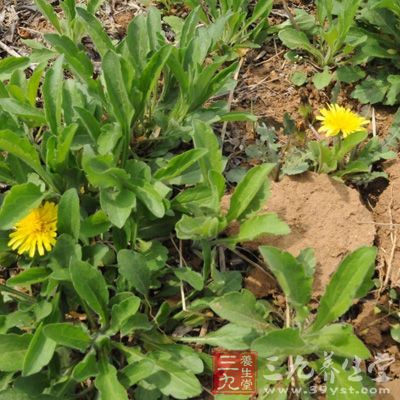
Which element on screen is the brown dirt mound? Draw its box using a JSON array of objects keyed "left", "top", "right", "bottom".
[
  {"left": 225, "top": 172, "right": 376, "bottom": 294},
  {"left": 374, "top": 160, "right": 400, "bottom": 287}
]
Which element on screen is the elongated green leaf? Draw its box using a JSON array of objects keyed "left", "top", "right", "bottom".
[
  {"left": 0, "top": 183, "right": 44, "bottom": 230},
  {"left": 95, "top": 362, "right": 128, "bottom": 400},
  {"left": 310, "top": 247, "right": 377, "bottom": 331},
  {"left": 76, "top": 7, "right": 114, "bottom": 57},
  {"left": 0, "top": 334, "right": 32, "bottom": 372},
  {"left": 43, "top": 56, "right": 64, "bottom": 135},
  {"left": 304, "top": 323, "right": 370, "bottom": 359},
  {"left": 74, "top": 106, "right": 101, "bottom": 141},
  {"left": 43, "top": 323, "right": 91, "bottom": 351},
  {"left": 23, "top": 324, "right": 56, "bottom": 376},
  {"left": 87, "top": 0, "right": 105, "bottom": 13},
  {"left": 35, "top": 0, "right": 62, "bottom": 33},
  {"left": 174, "top": 267, "right": 204, "bottom": 290},
  {"left": 44, "top": 34, "right": 94, "bottom": 82},
  {"left": 58, "top": 188, "right": 80, "bottom": 240},
  {"left": 0, "top": 57, "right": 30, "bottom": 78},
  {"left": 259, "top": 246, "right": 312, "bottom": 311},
  {"left": 56, "top": 124, "right": 78, "bottom": 167},
  {"left": 70, "top": 260, "right": 109, "bottom": 324},
  {"left": 0, "top": 130, "right": 45, "bottom": 178},
  {"left": 136, "top": 45, "right": 172, "bottom": 117},
  {"left": 154, "top": 149, "right": 207, "bottom": 181},
  {"left": 179, "top": 323, "right": 258, "bottom": 350},
  {"left": 102, "top": 51, "right": 133, "bottom": 134},
  {"left": 228, "top": 213, "right": 290, "bottom": 244},
  {"left": 226, "top": 164, "right": 274, "bottom": 222},
  {"left": 192, "top": 120, "right": 223, "bottom": 179},
  {"left": 0, "top": 99, "right": 45, "bottom": 124},
  {"left": 210, "top": 290, "right": 269, "bottom": 330},
  {"left": 7, "top": 267, "right": 51, "bottom": 287},
  {"left": 117, "top": 250, "right": 150, "bottom": 296},
  {"left": 251, "top": 328, "right": 308, "bottom": 357}
]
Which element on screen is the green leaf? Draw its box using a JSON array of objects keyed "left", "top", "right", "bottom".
[
  {"left": 23, "top": 324, "right": 56, "bottom": 376},
  {"left": 58, "top": 188, "right": 80, "bottom": 240},
  {"left": 226, "top": 164, "right": 274, "bottom": 222},
  {"left": 95, "top": 362, "right": 128, "bottom": 400},
  {"left": 0, "top": 99, "right": 46, "bottom": 124},
  {"left": 43, "top": 323, "right": 91, "bottom": 351},
  {"left": 174, "top": 268, "right": 204, "bottom": 291},
  {"left": 351, "top": 79, "right": 388, "bottom": 104},
  {"left": 100, "top": 188, "right": 136, "bottom": 229},
  {"left": 136, "top": 45, "right": 172, "bottom": 117},
  {"left": 326, "top": 361, "right": 371, "bottom": 400},
  {"left": 0, "top": 334, "right": 32, "bottom": 372},
  {"left": 227, "top": 213, "right": 290, "bottom": 244},
  {"left": 0, "top": 183, "right": 44, "bottom": 230},
  {"left": 310, "top": 247, "right": 377, "bottom": 331},
  {"left": 44, "top": 34, "right": 94, "bottom": 83},
  {"left": 117, "top": 250, "right": 150, "bottom": 296},
  {"left": 110, "top": 295, "right": 141, "bottom": 333},
  {"left": 70, "top": 260, "right": 109, "bottom": 324},
  {"left": 210, "top": 290, "right": 269, "bottom": 330},
  {"left": 154, "top": 149, "right": 208, "bottom": 181},
  {"left": 312, "top": 67, "right": 333, "bottom": 90},
  {"left": 386, "top": 75, "right": 400, "bottom": 105},
  {"left": 80, "top": 210, "right": 111, "bottom": 239},
  {"left": 336, "top": 66, "right": 366, "bottom": 83},
  {"left": 132, "top": 181, "right": 165, "bottom": 218},
  {"left": 35, "top": 0, "right": 62, "bottom": 33},
  {"left": 175, "top": 215, "right": 220, "bottom": 240},
  {"left": 279, "top": 28, "right": 323, "bottom": 62},
  {"left": 259, "top": 246, "right": 312, "bottom": 311},
  {"left": 291, "top": 71, "right": 308, "bottom": 86},
  {"left": 0, "top": 57, "right": 30, "bottom": 78},
  {"left": 178, "top": 323, "right": 258, "bottom": 350},
  {"left": 147, "top": 354, "right": 202, "bottom": 399},
  {"left": 0, "top": 130, "right": 47, "bottom": 179},
  {"left": 102, "top": 51, "right": 133, "bottom": 134},
  {"left": 192, "top": 120, "right": 224, "bottom": 179},
  {"left": 304, "top": 323, "right": 370, "bottom": 359},
  {"left": 43, "top": 56, "right": 64, "bottom": 135},
  {"left": 391, "top": 325, "right": 400, "bottom": 343},
  {"left": 251, "top": 328, "right": 308, "bottom": 357},
  {"left": 7, "top": 268, "right": 51, "bottom": 287},
  {"left": 335, "top": 130, "right": 368, "bottom": 161},
  {"left": 72, "top": 351, "right": 99, "bottom": 381},
  {"left": 121, "top": 359, "right": 156, "bottom": 387},
  {"left": 76, "top": 7, "right": 115, "bottom": 57}
]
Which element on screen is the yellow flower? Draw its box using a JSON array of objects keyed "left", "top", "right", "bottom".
[
  {"left": 8, "top": 202, "right": 58, "bottom": 258},
  {"left": 316, "top": 104, "right": 369, "bottom": 138}
]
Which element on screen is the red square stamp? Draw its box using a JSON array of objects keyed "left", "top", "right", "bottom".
[{"left": 212, "top": 350, "right": 257, "bottom": 395}]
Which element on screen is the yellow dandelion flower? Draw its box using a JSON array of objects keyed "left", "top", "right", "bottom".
[
  {"left": 316, "top": 104, "right": 369, "bottom": 138},
  {"left": 8, "top": 202, "right": 58, "bottom": 258}
]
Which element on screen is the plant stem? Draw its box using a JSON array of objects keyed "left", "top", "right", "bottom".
[{"left": 0, "top": 284, "right": 36, "bottom": 303}]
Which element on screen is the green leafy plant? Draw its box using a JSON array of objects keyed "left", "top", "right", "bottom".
[
  {"left": 179, "top": 246, "right": 378, "bottom": 397},
  {"left": 278, "top": 0, "right": 363, "bottom": 89},
  {"left": 0, "top": 2, "right": 292, "bottom": 398},
  {"left": 349, "top": 0, "right": 400, "bottom": 105},
  {"left": 182, "top": 0, "right": 273, "bottom": 58}
]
